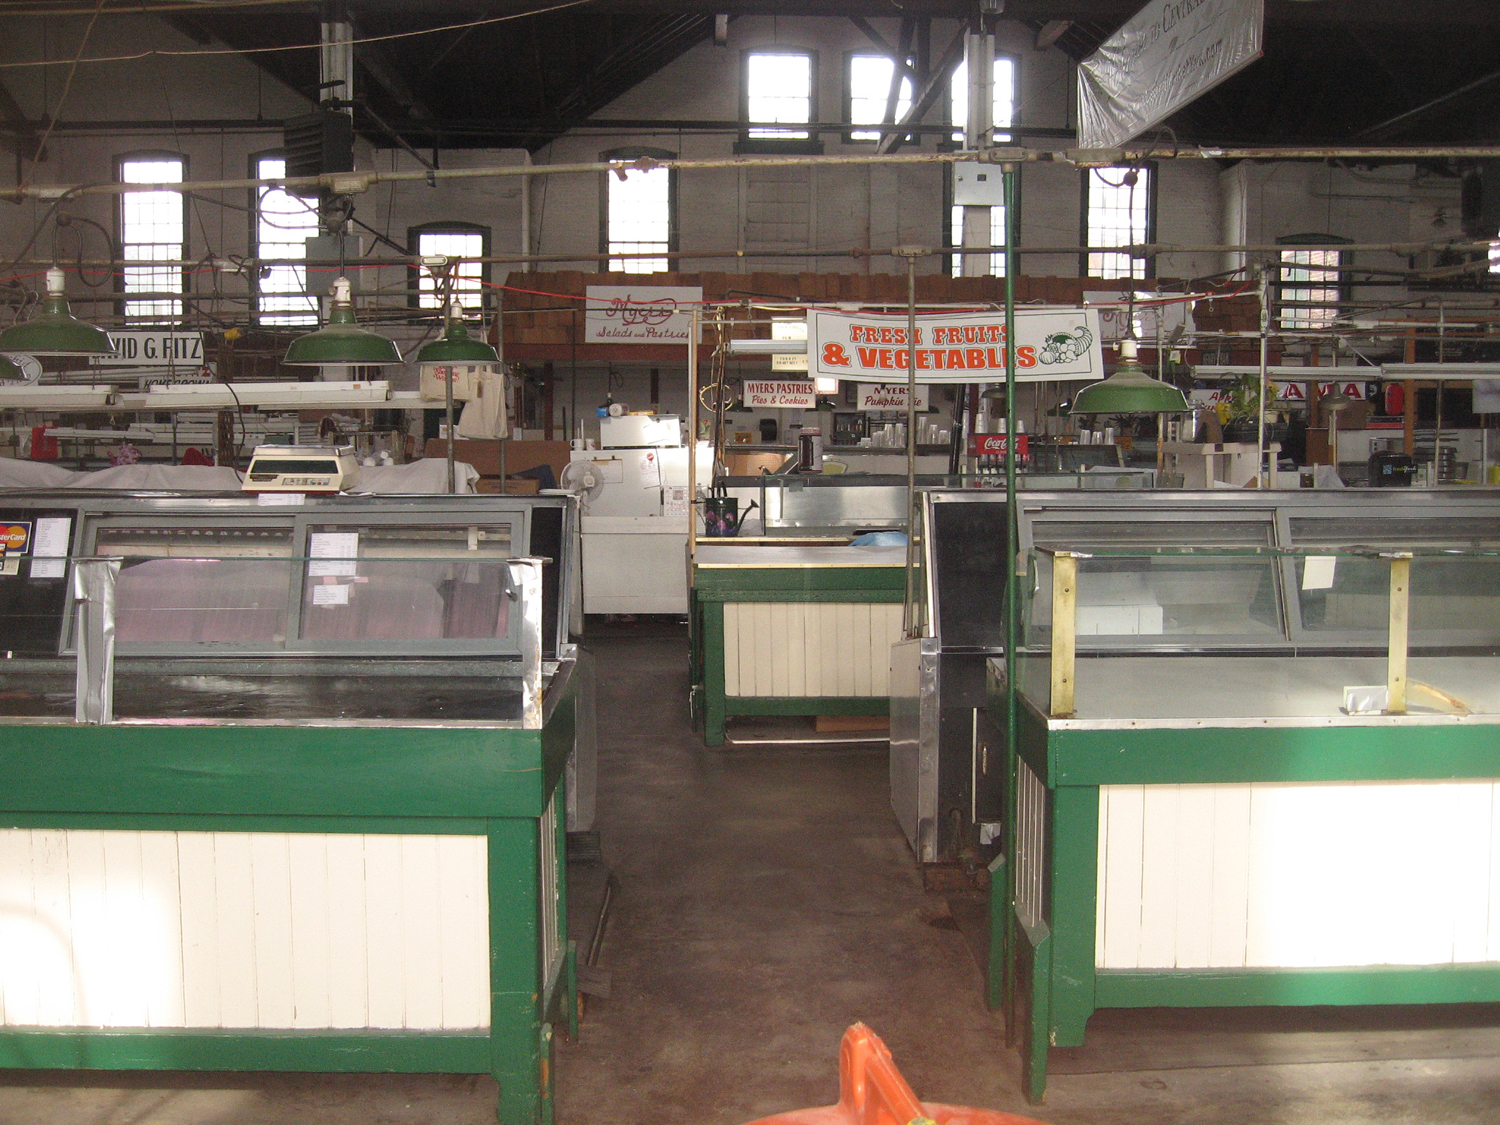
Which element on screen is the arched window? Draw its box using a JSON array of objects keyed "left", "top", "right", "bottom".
[
  {"left": 116, "top": 151, "right": 186, "bottom": 322},
  {"left": 599, "top": 147, "right": 676, "bottom": 274},
  {"left": 1278, "top": 233, "right": 1350, "bottom": 330},
  {"left": 251, "top": 151, "right": 319, "bottom": 325},
  {"left": 409, "top": 222, "right": 490, "bottom": 310}
]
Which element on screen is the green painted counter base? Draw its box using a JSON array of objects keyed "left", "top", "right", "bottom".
[
  {"left": 987, "top": 680, "right": 1500, "bottom": 1105},
  {"left": 0, "top": 673, "right": 580, "bottom": 1125},
  {"left": 690, "top": 564, "right": 905, "bottom": 746}
]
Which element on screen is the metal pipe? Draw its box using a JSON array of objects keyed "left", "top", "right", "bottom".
[
  {"left": 21, "top": 143, "right": 1500, "bottom": 202},
  {"left": 1000, "top": 163, "right": 1021, "bottom": 1021},
  {"left": 687, "top": 306, "right": 700, "bottom": 570},
  {"left": 902, "top": 249, "right": 919, "bottom": 637},
  {"left": 519, "top": 153, "right": 532, "bottom": 258},
  {"left": 1258, "top": 266, "right": 1270, "bottom": 487},
  {"left": 32, "top": 235, "right": 1491, "bottom": 272}
]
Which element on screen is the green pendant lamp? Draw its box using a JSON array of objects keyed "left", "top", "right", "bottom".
[
  {"left": 415, "top": 304, "right": 500, "bottom": 366},
  {"left": 0, "top": 267, "right": 115, "bottom": 356},
  {"left": 1071, "top": 338, "right": 1189, "bottom": 415},
  {"left": 283, "top": 277, "right": 403, "bottom": 366}
]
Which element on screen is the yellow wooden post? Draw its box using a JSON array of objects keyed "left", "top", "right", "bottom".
[
  {"left": 1386, "top": 552, "right": 1411, "bottom": 715},
  {"left": 1050, "top": 551, "right": 1078, "bottom": 718}
]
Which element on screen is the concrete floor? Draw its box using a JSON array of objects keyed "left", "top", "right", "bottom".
[{"left": 4, "top": 624, "right": 1500, "bottom": 1123}]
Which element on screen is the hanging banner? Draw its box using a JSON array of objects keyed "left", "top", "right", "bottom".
[
  {"left": 809, "top": 307, "right": 1104, "bottom": 384},
  {"left": 743, "top": 379, "right": 817, "bottom": 409},
  {"left": 1083, "top": 292, "right": 1196, "bottom": 345},
  {"left": 584, "top": 286, "right": 702, "bottom": 343},
  {"left": 857, "top": 383, "right": 930, "bottom": 411},
  {"left": 1078, "top": 0, "right": 1264, "bottom": 149}
]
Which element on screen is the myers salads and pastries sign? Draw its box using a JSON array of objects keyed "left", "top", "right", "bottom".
[
  {"left": 1078, "top": 0, "right": 1263, "bottom": 149},
  {"left": 584, "top": 286, "right": 703, "bottom": 344},
  {"left": 743, "top": 380, "right": 818, "bottom": 409},
  {"left": 809, "top": 308, "right": 1104, "bottom": 384}
]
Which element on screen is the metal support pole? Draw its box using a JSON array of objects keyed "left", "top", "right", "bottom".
[
  {"left": 1386, "top": 552, "right": 1411, "bottom": 715},
  {"left": 1001, "top": 165, "right": 1022, "bottom": 1012},
  {"left": 1257, "top": 265, "right": 1270, "bottom": 487},
  {"left": 1003, "top": 162, "right": 1020, "bottom": 726},
  {"left": 687, "top": 306, "right": 700, "bottom": 569},
  {"left": 897, "top": 247, "right": 924, "bottom": 636},
  {"left": 961, "top": 28, "right": 995, "bottom": 279},
  {"left": 519, "top": 152, "right": 532, "bottom": 257},
  {"left": 319, "top": 5, "right": 355, "bottom": 110}
]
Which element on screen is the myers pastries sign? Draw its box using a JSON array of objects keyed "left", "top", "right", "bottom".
[
  {"left": 809, "top": 307, "right": 1103, "bottom": 384},
  {"left": 584, "top": 286, "right": 702, "bottom": 343},
  {"left": 743, "top": 380, "right": 817, "bottom": 409}
]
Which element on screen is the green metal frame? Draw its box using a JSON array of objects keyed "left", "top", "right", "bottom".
[
  {"left": 0, "top": 679, "right": 579, "bottom": 1125},
  {"left": 690, "top": 564, "right": 906, "bottom": 746},
  {"left": 986, "top": 679, "right": 1500, "bottom": 1105}
]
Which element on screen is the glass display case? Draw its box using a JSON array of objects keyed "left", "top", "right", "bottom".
[
  {"left": 944, "top": 492, "right": 1500, "bottom": 1105},
  {"left": 893, "top": 488, "right": 1500, "bottom": 865},
  {"left": 0, "top": 490, "right": 582, "bottom": 1125}
]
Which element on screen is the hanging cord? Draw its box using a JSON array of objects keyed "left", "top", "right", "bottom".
[{"left": 21, "top": 0, "right": 105, "bottom": 193}]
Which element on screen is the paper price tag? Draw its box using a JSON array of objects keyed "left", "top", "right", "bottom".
[
  {"left": 308, "top": 532, "right": 359, "bottom": 577},
  {"left": 1302, "top": 556, "right": 1337, "bottom": 591},
  {"left": 311, "top": 583, "right": 351, "bottom": 606}
]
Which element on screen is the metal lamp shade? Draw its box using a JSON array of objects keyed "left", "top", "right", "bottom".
[
  {"left": 1071, "top": 360, "right": 1189, "bottom": 415},
  {"left": 283, "top": 323, "right": 404, "bottom": 366},
  {"left": 415, "top": 323, "right": 500, "bottom": 366},
  {"left": 283, "top": 278, "right": 403, "bottom": 366},
  {"left": 0, "top": 270, "right": 114, "bottom": 357}
]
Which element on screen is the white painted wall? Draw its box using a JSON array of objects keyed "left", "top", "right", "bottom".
[
  {"left": 0, "top": 13, "right": 1460, "bottom": 439},
  {"left": 0, "top": 13, "right": 1450, "bottom": 297}
]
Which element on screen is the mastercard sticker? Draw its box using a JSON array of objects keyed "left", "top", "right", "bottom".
[{"left": 0, "top": 523, "right": 31, "bottom": 554}]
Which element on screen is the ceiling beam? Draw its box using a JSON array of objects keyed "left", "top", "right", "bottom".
[
  {"left": 876, "top": 23, "right": 965, "bottom": 155},
  {"left": 0, "top": 79, "right": 45, "bottom": 162},
  {"left": 354, "top": 36, "right": 438, "bottom": 122},
  {"left": 848, "top": 17, "right": 922, "bottom": 88},
  {"left": 880, "top": 20, "right": 915, "bottom": 130},
  {"left": 1355, "top": 69, "right": 1500, "bottom": 141}
]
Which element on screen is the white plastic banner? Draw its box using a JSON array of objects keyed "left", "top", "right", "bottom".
[
  {"left": 809, "top": 307, "right": 1103, "bottom": 384},
  {"left": 1078, "top": 0, "right": 1263, "bottom": 149},
  {"left": 1084, "top": 292, "right": 1196, "bottom": 345},
  {"left": 584, "top": 286, "right": 702, "bottom": 343}
]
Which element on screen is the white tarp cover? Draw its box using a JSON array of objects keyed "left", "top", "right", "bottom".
[
  {"left": 0, "top": 457, "right": 480, "bottom": 494},
  {"left": 1078, "top": 0, "right": 1263, "bottom": 149},
  {"left": 809, "top": 307, "right": 1104, "bottom": 384}
]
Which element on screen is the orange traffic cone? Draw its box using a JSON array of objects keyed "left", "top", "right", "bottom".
[{"left": 743, "top": 1024, "right": 1051, "bottom": 1125}]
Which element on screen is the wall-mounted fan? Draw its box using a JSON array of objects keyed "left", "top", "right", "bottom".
[{"left": 559, "top": 460, "right": 606, "bottom": 509}]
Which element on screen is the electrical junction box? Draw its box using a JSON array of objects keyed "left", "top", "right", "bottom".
[{"left": 953, "top": 164, "right": 1008, "bottom": 206}]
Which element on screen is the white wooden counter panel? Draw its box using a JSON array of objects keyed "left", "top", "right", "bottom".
[
  {"left": 1095, "top": 780, "right": 1500, "bottom": 970},
  {"left": 0, "top": 829, "right": 490, "bottom": 1030}
]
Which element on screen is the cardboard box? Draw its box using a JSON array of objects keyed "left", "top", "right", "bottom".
[{"left": 425, "top": 439, "right": 571, "bottom": 484}]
